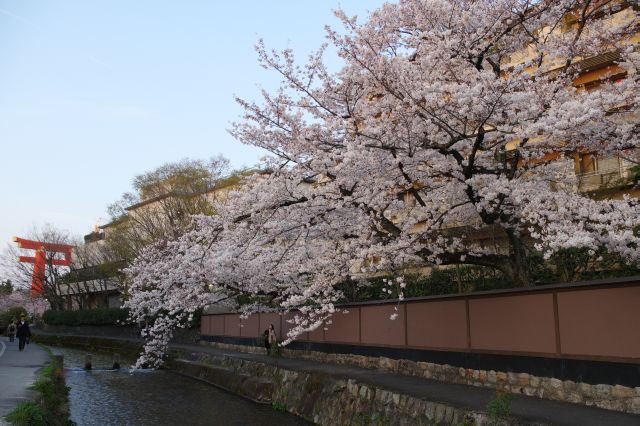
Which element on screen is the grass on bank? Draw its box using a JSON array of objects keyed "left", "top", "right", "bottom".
[
  {"left": 4, "top": 346, "right": 74, "bottom": 426},
  {"left": 487, "top": 390, "right": 513, "bottom": 423}
]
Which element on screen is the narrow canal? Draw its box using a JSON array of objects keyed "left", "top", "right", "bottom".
[{"left": 46, "top": 346, "right": 309, "bottom": 426}]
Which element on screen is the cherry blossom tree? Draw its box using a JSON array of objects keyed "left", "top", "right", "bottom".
[
  {"left": 125, "top": 0, "right": 639, "bottom": 367},
  {"left": 0, "top": 290, "right": 49, "bottom": 318}
]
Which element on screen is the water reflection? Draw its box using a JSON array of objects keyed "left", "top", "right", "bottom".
[{"left": 48, "top": 346, "right": 309, "bottom": 426}]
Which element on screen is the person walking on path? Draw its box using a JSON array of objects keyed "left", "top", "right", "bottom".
[
  {"left": 7, "top": 320, "right": 16, "bottom": 342},
  {"left": 16, "top": 315, "right": 31, "bottom": 351}
]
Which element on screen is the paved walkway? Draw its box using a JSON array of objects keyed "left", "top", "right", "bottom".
[
  {"left": 33, "top": 332, "right": 640, "bottom": 426},
  {"left": 0, "top": 337, "right": 49, "bottom": 419}
]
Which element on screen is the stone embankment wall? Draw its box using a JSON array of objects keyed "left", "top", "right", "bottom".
[
  {"left": 202, "top": 341, "right": 640, "bottom": 415},
  {"left": 169, "top": 351, "right": 533, "bottom": 426},
  {"left": 32, "top": 333, "right": 144, "bottom": 360}
]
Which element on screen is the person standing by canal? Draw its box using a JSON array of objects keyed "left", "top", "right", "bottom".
[
  {"left": 267, "top": 324, "right": 277, "bottom": 355},
  {"left": 263, "top": 327, "right": 271, "bottom": 354},
  {"left": 16, "top": 314, "right": 31, "bottom": 351},
  {"left": 7, "top": 319, "right": 17, "bottom": 342}
]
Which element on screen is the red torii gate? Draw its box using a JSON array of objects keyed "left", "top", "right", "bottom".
[{"left": 13, "top": 237, "right": 73, "bottom": 296}]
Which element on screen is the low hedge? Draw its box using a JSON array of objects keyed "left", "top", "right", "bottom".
[{"left": 42, "top": 308, "right": 129, "bottom": 326}]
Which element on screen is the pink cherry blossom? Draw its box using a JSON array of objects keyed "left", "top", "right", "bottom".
[{"left": 125, "top": 0, "right": 639, "bottom": 367}]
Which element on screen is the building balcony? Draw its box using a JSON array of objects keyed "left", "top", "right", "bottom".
[{"left": 577, "top": 165, "right": 636, "bottom": 193}]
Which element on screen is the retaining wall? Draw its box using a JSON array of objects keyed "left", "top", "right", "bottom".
[
  {"left": 39, "top": 324, "right": 200, "bottom": 344},
  {"left": 170, "top": 351, "right": 531, "bottom": 425}
]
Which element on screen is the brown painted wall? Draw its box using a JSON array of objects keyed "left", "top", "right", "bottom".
[
  {"left": 406, "top": 300, "right": 467, "bottom": 350},
  {"left": 241, "top": 314, "right": 260, "bottom": 338},
  {"left": 325, "top": 308, "right": 360, "bottom": 344},
  {"left": 469, "top": 293, "right": 557, "bottom": 354},
  {"left": 558, "top": 286, "right": 640, "bottom": 359},
  {"left": 223, "top": 314, "right": 241, "bottom": 336},
  {"left": 308, "top": 321, "right": 325, "bottom": 342},
  {"left": 210, "top": 315, "right": 224, "bottom": 336},
  {"left": 361, "top": 304, "right": 406, "bottom": 347},
  {"left": 200, "top": 315, "right": 210, "bottom": 335},
  {"left": 202, "top": 279, "right": 640, "bottom": 363}
]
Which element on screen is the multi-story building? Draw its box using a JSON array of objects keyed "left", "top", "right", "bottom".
[{"left": 503, "top": 2, "right": 639, "bottom": 198}]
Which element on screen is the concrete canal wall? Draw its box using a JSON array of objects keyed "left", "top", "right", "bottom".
[
  {"left": 168, "top": 352, "right": 513, "bottom": 426},
  {"left": 32, "top": 334, "right": 144, "bottom": 361},
  {"left": 38, "top": 324, "right": 199, "bottom": 344}
]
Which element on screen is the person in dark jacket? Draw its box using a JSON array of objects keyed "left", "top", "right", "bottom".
[
  {"left": 16, "top": 315, "right": 31, "bottom": 351},
  {"left": 7, "top": 320, "right": 16, "bottom": 342},
  {"left": 263, "top": 324, "right": 277, "bottom": 355},
  {"left": 263, "top": 328, "right": 271, "bottom": 353}
]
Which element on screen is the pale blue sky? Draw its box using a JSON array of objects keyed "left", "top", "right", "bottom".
[{"left": 0, "top": 0, "right": 385, "bottom": 250}]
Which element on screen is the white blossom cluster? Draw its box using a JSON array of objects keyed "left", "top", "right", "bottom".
[{"left": 124, "top": 0, "right": 639, "bottom": 367}]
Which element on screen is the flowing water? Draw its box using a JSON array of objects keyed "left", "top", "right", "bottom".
[{"left": 46, "top": 346, "right": 309, "bottom": 426}]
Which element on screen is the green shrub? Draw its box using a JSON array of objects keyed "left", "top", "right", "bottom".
[
  {"left": 334, "top": 246, "right": 640, "bottom": 304},
  {"left": 271, "top": 401, "right": 288, "bottom": 412},
  {"left": 630, "top": 164, "right": 640, "bottom": 184},
  {"left": 188, "top": 308, "right": 202, "bottom": 328},
  {"left": 4, "top": 401, "right": 45, "bottom": 425},
  {"left": 487, "top": 390, "right": 513, "bottom": 422},
  {"left": 335, "top": 266, "right": 511, "bottom": 303},
  {"left": 42, "top": 308, "right": 129, "bottom": 326},
  {"left": 268, "top": 342, "right": 281, "bottom": 357}
]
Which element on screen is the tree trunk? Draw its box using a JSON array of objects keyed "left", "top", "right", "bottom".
[
  {"left": 48, "top": 297, "right": 65, "bottom": 311},
  {"left": 499, "top": 260, "right": 532, "bottom": 287},
  {"left": 503, "top": 229, "right": 533, "bottom": 287}
]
